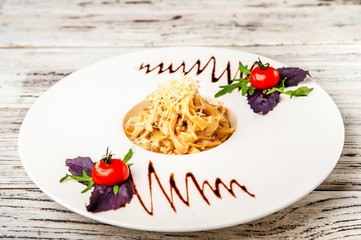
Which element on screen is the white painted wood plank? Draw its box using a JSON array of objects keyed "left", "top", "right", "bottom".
[
  {"left": 1, "top": 189, "right": 360, "bottom": 239},
  {"left": 0, "top": 1, "right": 360, "bottom": 47},
  {"left": 3, "top": 0, "right": 361, "bottom": 14}
]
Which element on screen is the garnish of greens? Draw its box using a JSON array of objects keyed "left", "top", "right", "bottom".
[
  {"left": 60, "top": 148, "right": 135, "bottom": 213},
  {"left": 215, "top": 58, "right": 313, "bottom": 115}
]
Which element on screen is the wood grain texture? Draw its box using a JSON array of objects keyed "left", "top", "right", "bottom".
[
  {"left": 1, "top": 189, "right": 361, "bottom": 239},
  {"left": 0, "top": 0, "right": 360, "bottom": 47},
  {"left": 1, "top": 0, "right": 361, "bottom": 238}
]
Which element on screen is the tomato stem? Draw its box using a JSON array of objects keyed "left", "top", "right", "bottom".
[
  {"left": 255, "top": 57, "right": 269, "bottom": 70},
  {"left": 100, "top": 147, "right": 113, "bottom": 165}
]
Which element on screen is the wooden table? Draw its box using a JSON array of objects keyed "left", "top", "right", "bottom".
[{"left": 1, "top": 0, "right": 360, "bottom": 239}]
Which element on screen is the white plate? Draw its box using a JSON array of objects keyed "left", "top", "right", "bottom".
[{"left": 18, "top": 47, "right": 344, "bottom": 232}]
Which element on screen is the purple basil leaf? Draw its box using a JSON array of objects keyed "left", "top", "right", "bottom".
[
  {"left": 277, "top": 67, "right": 311, "bottom": 87},
  {"left": 65, "top": 156, "right": 136, "bottom": 213},
  {"left": 247, "top": 89, "right": 280, "bottom": 115},
  {"left": 66, "top": 157, "right": 94, "bottom": 184},
  {"left": 86, "top": 177, "right": 135, "bottom": 213}
]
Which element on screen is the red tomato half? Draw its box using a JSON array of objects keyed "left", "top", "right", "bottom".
[
  {"left": 92, "top": 159, "right": 129, "bottom": 186},
  {"left": 250, "top": 66, "right": 280, "bottom": 89}
]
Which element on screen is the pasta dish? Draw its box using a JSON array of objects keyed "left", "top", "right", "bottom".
[{"left": 124, "top": 78, "right": 235, "bottom": 154}]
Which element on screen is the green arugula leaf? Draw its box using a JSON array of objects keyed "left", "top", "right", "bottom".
[
  {"left": 227, "top": 78, "right": 251, "bottom": 96},
  {"left": 113, "top": 185, "right": 119, "bottom": 195},
  {"left": 60, "top": 174, "right": 70, "bottom": 183},
  {"left": 266, "top": 78, "right": 286, "bottom": 95},
  {"left": 60, "top": 169, "right": 95, "bottom": 194},
  {"left": 68, "top": 169, "right": 92, "bottom": 182},
  {"left": 214, "top": 83, "right": 241, "bottom": 98},
  {"left": 123, "top": 148, "right": 133, "bottom": 163},
  {"left": 215, "top": 62, "right": 252, "bottom": 98},
  {"left": 265, "top": 88, "right": 277, "bottom": 94},
  {"left": 284, "top": 86, "right": 314, "bottom": 98},
  {"left": 240, "top": 80, "right": 249, "bottom": 96},
  {"left": 214, "top": 87, "right": 232, "bottom": 98},
  {"left": 81, "top": 181, "right": 94, "bottom": 193},
  {"left": 248, "top": 85, "right": 255, "bottom": 95},
  {"left": 239, "top": 63, "right": 251, "bottom": 75},
  {"left": 61, "top": 171, "right": 91, "bottom": 182}
]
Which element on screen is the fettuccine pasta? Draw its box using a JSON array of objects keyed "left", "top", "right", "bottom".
[{"left": 124, "top": 78, "right": 235, "bottom": 154}]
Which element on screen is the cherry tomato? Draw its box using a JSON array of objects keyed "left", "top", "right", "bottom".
[
  {"left": 250, "top": 66, "right": 280, "bottom": 89},
  {"left": 92, "top": 159, "right": 129, "bottom": 186}
]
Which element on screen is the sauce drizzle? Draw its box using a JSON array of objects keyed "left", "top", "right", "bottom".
[
  {"left": 133, "top": 161, "right": 255, "bottom": 215},
  {"left": 139, "top": 56, "right": 243, "bottom": 84}
]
